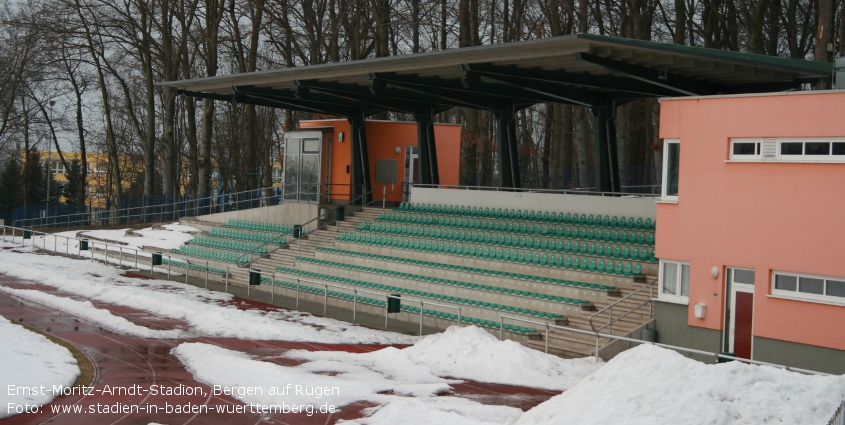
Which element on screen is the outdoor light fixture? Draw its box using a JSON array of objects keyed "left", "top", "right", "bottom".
[
  {"left": 338, "top": 132, "right": 344, "bottom": 142},
  {"left": 394, "top": 147, "right": 401, "bottom": 154},
  {"left": 711, "top": 267, "right": 719, "bottom": 279}
]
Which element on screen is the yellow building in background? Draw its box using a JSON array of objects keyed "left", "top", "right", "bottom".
[{"left": 35, "top": 151, "right": 142, "bottom": 209}]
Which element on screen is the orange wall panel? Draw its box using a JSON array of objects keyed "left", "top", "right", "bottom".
[
  {"left": 299, "top": 119, "right": 461, "bottom": 204},
  {"left": 657, "top": 91, "right": 845, "bottom": 350}
]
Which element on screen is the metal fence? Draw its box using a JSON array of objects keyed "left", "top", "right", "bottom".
[
  {"left": 498, "top": 314, "right": 832, "bottom": 377},
  {"left": 8, "top": 183, "right": 377, "bottom": 231},
  {"left": 0, "top": 224, "right": 460, "bottom": 336}
]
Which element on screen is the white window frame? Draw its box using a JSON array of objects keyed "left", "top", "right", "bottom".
[
  {"left": 660, "top": 139, "right": 680, "bottom": 202},
  {"left": 770, "top": 270, "right": 845, "bottom": 306},
  {"left": 729, "top": 140, "right": 762, "bottom": 160},
  {"left": 658, "top": 259, "right": 690, "bottom": 304},
  {"left": 728, "top": 137, "right": 845, "bottom": 162}
]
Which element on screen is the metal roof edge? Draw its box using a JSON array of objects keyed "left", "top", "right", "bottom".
[
  {"left": 658, "top": 88, "right": 845, "bottom": 102},
  {"left": 575, "top": 33, "right": 834, "bottom": 76}
]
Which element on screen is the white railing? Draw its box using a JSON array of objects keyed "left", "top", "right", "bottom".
[{"left": 498, "top": 314, "right": 832, "bottom": 376}]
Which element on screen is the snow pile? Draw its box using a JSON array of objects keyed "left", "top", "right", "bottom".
[
  {"left": 173, "top": 327, "right": 598, "bottom": 424},
  {"left": 0, "top": 316, "right": 80, "bottom": 419},
  {"left": 0, "top": 287, "right": 189, "bottom": 339},
  {"left": 514, "top": 344, "right": 845, "bottom": 425},
  {"left": 287, "top": 326, "right": 601, "bottom": 391},
  {"left": 0, "top": 241, "right": 416, "bottom": 345},
  {"left": 172, "top": 342, "right": 521, "bottom": 425}
]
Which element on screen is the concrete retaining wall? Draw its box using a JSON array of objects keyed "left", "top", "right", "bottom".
[
  {"left": 195, "top": 203, "right": 320, "bottom": 232},
  {"left": 410, "top": 187, "right": 657, "bottom": 219}
]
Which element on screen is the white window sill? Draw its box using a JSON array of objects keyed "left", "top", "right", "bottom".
[
  {"left": 767, "top": 293, "right": 845, "bottom": 307},
  {"left": 654, "top": 296, "right": 689, "bottom": 305},
  {"left": 655, "top": 198, "right": 678, "bottom": 204},
  {"left": 725, "top": 159, "right": 845, "bottom": 164}
]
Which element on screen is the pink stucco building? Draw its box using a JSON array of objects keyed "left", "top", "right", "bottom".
[{"left": 654, "top": 90, "right": 845, "bottom": 373}]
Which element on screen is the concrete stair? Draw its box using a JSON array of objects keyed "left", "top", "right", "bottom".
[
  {"left": 174, "top": 205, "right": 657, "bottom": 358},
  {"left": 526, "top": 280, "right": 656, "bottom": 358}
]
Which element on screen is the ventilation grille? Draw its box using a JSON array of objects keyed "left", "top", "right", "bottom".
[{"left": 761, "top": 139, "right": 778, "bottom": 160}]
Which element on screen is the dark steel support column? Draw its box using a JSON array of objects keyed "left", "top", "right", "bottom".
[
  {"left": 415, "top": 110, "right": 439, "bottom": 185},
  {"left": 591, "top": 101, "right": 620, "bottom": 193},
  {"left": 348, "top": 113, "right": 372, "bottom": 203},
  {"left": 495, "top": 107, "right": 521, "bottom": 188}
]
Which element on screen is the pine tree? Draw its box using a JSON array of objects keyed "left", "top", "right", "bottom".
[
  {"left": 23, "top": 149, "right": 46, "bottom": 207},
  {"left": 63, "top": 159, "right": 86, "bottom": 205},
  {"left": 0, "top": 158, "right": 24, "bottom": 213}
]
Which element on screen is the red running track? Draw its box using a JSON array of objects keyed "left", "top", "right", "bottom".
[{"left": 0, "top": 273, "right": 559, "bottom": 425}]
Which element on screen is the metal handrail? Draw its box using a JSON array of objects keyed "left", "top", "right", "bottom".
[
  {"left": 589, "top": 278, "right": 657, "bottom": 335},
  {"left": 0, "top": 225, "right": 216, "bottom": 288},
  {"left": 0, "top": 224, "right": 459, "bottom": 335},
  {"left": 233, "top": 181, "right": 394, "bottom": 266},
  {"left": 499, "top": 314, "right": 832, "bottom": 375},
  {"left": 16, "top": 186, "right": 288, "bottom": 231},
  {"left": 227, "top": 266, "right": 463, "bottom": 335},
  {"left": 412, "top": 183, "right": 659, "bottom": 198}
]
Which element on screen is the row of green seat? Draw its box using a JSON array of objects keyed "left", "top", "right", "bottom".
[
  {"left": 358, "top": 223, "right": 656, "bottom": 258},
  {"left": 161, "top": 258, "right": 227, "bottom": 275},
  {"left": 223, "top": 219, "right": 292, "bottom": 234},
  {"left": 208, "top": 227, "right": 283, "bottom": 244},
  {"left": 262, "top": 277, "right": 536, "bottom": 334},
  {"left": 368, "top": 218, "right": 655, "bottom": 246},
  {"left": 316, "top": 247, "right": 616, "bottom": 291},
  {"left": 275, "top": 266, "right": 564, "bottom": 320},
  {"left": 190, "top": 236, "right": 269, "bottom": 253},
  {"left": 337, "top": 233, "right": 643, "bottom": 276},
  {"left": 170, "top": 245, "right": 242, "bottom": 263},
  {"left": 396, "top": 203, "right": 655, "bottom": 230},
  {"left": 297, "top": 257, "right": 591, "bottom": 306}
]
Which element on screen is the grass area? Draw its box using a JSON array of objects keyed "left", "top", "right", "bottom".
[{"left": 10, "top": 320, "right": 96, "bottom": 389}]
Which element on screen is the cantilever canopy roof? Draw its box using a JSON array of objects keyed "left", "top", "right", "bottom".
[{"left": 162, "top": 33, "right": 833, "bottom": 116}]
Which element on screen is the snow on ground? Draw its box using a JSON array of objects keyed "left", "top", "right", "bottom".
[
  {"left": 285, "top": 326, "right": 601, "bottom": 391},
  {"left": 0, "top": 287, "right": 189, "bottom": 339},
  {"left": 173, "top": 327, "right": 597, "bottom": 424},
  {"left": 344, "top": 397, "right": 520, "bottom": 425},
  {"left": 0, "top": 239, "right": 417, "bottom": 345},
  {"left": 47, "top": 223, "right": 196, "bottom": 252},
  {"left": 0, "top": 315, "right": 80, "bottom": 419},
  {"left": 172, "top": 342, "right": 522, "bottom": 425},
  {"left": 12, "top": 222, "right": 196, "bottom": 258},
  {"left": 175, "top": 331, "right": 845, "bottom": 425},
  {"left": 513, "top": 344, "right": 845, "bottom": 425}
]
